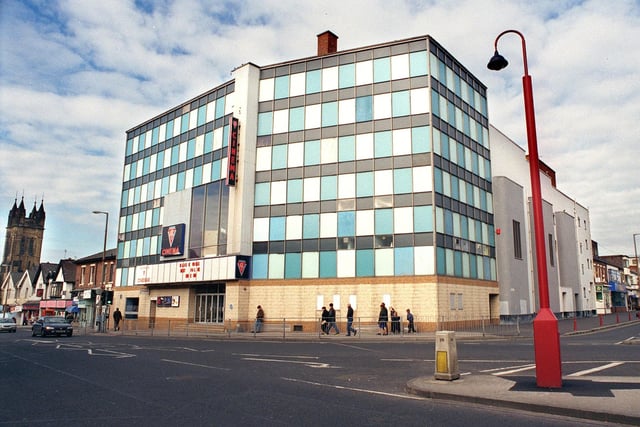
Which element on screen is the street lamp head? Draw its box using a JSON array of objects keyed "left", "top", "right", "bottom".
[
  {"left": 487, "top": 50, "right": 509, "bottom": 71},
  {"left": 92, "top": 210, "right": 107, "bottom": 215}
]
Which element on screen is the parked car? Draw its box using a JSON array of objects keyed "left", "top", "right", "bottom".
[
  {"left": 0, "top": 318, "right": 17, "bottom": 333},
  {"left": 31, "top": 316, "right": 73, "bottom": 337}
]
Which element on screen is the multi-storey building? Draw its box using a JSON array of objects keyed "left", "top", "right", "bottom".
[{"left": 115, "top": 32, "right": 497, "bottom": 330}]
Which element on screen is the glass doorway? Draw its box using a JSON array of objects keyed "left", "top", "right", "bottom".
[{"left": 194, "top": 284, "right": 225, "bottom": 323}]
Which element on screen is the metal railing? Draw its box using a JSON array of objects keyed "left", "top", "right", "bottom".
[{"left": 70, "top": 310, "right": 638, "bottom": 340}]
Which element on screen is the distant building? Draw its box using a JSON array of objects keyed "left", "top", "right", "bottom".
[
  {"left": 73, "top": 248, "right": 117, "bottom": 325},
  {"left": 598, "top": 254, "right": 634, "bottom": 312},
  {"left": 1, "top": 198, "right": 46, "bottom": 277}
]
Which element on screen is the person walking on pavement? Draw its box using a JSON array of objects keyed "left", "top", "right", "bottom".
[
  {"left": 113, "top": 307, "right": 123, "bottom": 331},
  {"left": 326, "top": 303, "right": 340, "bottom": 335},
  {"left": 346, "top": 303, "right": 357, "bottom": 336},
  {"left": 378, "top": 302, "right": 389, "bottom": 335},
  {"left": 406, "top": 308, "right": 416, "bottom": 333},
  {"left": 321, "top": 306, "right": 330, "bottom": 334},
  {"left": 254, "top": 305, "right": 264, "bottom": 333}
]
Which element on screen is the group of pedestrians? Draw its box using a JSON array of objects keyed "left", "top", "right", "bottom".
[
  {"left": 253, "top": 303, "right": 416, "bottom": 336},
  {"left": 321, "top": 303, "right": 357, "bottom": 335},
  {"left": 378, "top": 303, "right": 416, "bottom": 335}
]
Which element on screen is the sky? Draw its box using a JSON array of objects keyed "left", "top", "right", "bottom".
[{"left": 1, "top": 0, "right": 639, "bottom": 263}]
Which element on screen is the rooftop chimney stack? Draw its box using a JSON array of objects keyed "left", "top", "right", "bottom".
[{"left": 317, "top": 31, "right": 338, "bottom": 56}]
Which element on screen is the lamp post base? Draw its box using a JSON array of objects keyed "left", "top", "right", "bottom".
[{"left": 533, "top": 307, "right": 562, "bottom": 388}]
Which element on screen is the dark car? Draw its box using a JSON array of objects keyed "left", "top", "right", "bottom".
[
  {"left": 0, "top": 318, "right": 17, "bottom": 333},
  {"left": 31, "top": 316, "right": 73, "bottom": 337}
]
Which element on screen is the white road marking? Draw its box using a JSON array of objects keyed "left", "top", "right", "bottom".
[
  {"left": 237, "top": 353, "right": 318, "bottom": 359},
  {"left": 615, "top": 336, "right": 636, "bottom": 345},
  {"left": 282, "top": 377, "right": 425, "bottom": 400},
  {"left": 161, "top": 359, "right": 230, "bottom": 371},
  {"left": 480, "top": 363, "right": 536, "bottom": 373},
  {"left": 242, "top": 357, "right": 333, "bottom": 368},
  {"left": 567, "top": 362, "right": 624, "bottom": 377},
  {"left": 87, "top": 348, "right": 135, "bottom": 358},
  {"left": 491, "top": 364, "right": 536, "bottom": 376}
]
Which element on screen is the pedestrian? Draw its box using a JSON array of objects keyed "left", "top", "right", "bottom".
[
  {"left": 326, "top": 303, "right": 340, "bottom": 335},
  {"left": 406, "top": 308, "right": 416, "bottom": 333},
  {"left": 390, "top": 307, "right": 400, "bottom": 334},
  {"left": 346, "top": 303, "right": 357, "bottom": 336},
  {"left": 254, "top": 305, "right": 264, "bottom": 333},
  {"left": 378, "top": 302, "right": 388, "bottom": 335},
  {"left": 321, "top": 306, "right": 329, "bottom": 334},
  {"left": 113, "top": 307, "right": 123, "bottom": 331}
]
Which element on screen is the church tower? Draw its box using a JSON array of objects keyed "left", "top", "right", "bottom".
[{"left": 1, "top": 198, "right": 46, "bottom": 277}]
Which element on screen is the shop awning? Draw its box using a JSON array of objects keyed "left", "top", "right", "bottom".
[
  {"left": 40, "top": 300, "right": 73, "bottom": 309},
  {"left": 22, "top": 302, "right": 40, "bottom": 311}
]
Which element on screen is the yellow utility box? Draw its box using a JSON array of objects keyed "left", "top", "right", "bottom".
[{"left": 434, "top": 330, "right": 460, "bottom": 381}]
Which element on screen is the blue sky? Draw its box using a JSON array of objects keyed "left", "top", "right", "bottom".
[{"left": 1, "top": 0, "right": 639, "bottom": 262}]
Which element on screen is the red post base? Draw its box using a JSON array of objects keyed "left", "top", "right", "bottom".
[{"left": 533, "top": 308, "right": 562, "bottom": 388}]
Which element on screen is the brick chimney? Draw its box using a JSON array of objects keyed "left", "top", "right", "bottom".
[{"left": 317, "top": 31, "right": 338, "bottom": 56}]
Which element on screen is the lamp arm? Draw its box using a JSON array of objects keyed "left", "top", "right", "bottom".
[{"left": 494, "top": 29, "right": 529, "bottom": 76}]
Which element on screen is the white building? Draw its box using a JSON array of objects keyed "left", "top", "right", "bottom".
[{"left": 490, "top": 126, "right": 594, "bottom": 320}]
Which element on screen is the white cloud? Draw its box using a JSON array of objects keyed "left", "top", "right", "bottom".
[{"left": 1, "top": 0, "right": 638, "bottom": 261}]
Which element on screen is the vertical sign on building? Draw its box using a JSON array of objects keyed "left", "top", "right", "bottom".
[{"left": 226, "top": 117, "right": 239, "bottom": 186}]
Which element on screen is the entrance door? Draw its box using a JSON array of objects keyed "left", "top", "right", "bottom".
[
  {"left": 194, "top": 293, "right": 225, "bottom": 323},
  {"left": 149, "top": 300, "right": 156, "bottom": 329}
]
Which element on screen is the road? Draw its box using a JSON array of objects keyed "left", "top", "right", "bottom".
[{"left": 1, "top": 322, "right": 637, "bottom": 426}]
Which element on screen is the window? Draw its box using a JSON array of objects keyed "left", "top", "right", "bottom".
[
  {"left": 373, "top": 57, "right": 390, "bottom": 83},
  {"left": 125, "top": 297, "right": 139, "bottom": 319},
  {"left": 548, "top": 233, "right": 555, "bottom": 266},
  {"left": 513, "top": 220, "right": 522, "bottom": 259},
  {"left": 356, "top": 96, "right": 372, "bottom": 122},
  {"left": 189, "top": 181, "right": 230, "bottom": 257}
]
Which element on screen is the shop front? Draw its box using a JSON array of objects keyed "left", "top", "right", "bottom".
[
  {"left": 75, "top": 289, "right": 98, "bottom": 326},
  {"left": 609, "top": 282, "right": 628, "bottom": 312},
  {"left": 39, "top": 299, "right": 73, "bottom": 317},
  {"left": 21, "top": 302, "right": 40, "bottom": 324},
  {"left": 595, "top": 284, "right": 611, "bottom": 314}
]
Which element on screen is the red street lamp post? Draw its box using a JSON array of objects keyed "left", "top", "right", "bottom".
[{"left": 488, "top": 30, "right": 562, "bottom": 388}]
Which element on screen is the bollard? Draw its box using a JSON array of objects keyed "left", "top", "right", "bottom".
[
  {"left": 599, "top": 314, "right": 603, "bottom": 326},
  {"left": 434, "top": 331, "right": 460, "bottom": 381},
  {"left": 573, "top": 318, "right": 577, "bottom": 331}
]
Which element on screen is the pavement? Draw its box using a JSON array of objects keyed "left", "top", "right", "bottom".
[
  {"left": 406, "top": 319, "right": 640, "bottom": 426},
  {"left": 406, "top": 374, "right": 640, "bottom": 426}
]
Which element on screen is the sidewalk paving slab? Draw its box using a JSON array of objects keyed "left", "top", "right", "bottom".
[{"left": 406, "top": 374, "right": 640, "bottom": 426}]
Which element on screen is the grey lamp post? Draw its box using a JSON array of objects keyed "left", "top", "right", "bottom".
[{"left": 92, "top": 210, "right": 108, "bottom": 332}]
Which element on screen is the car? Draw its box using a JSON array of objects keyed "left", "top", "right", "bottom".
[
  {"left": 31, "top": 316, "right": 73, "bottom": 337},
  {"left": 0, "top": 318, "right": 17, "bottom": 333}
]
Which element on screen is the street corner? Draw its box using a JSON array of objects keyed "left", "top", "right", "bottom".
[{"left": 406, "top": 374, "right": 510, "bottom": 400}]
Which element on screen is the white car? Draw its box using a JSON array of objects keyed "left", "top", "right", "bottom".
[{"left": 0, "top": 318, "right": 17, "bottom": 333}]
